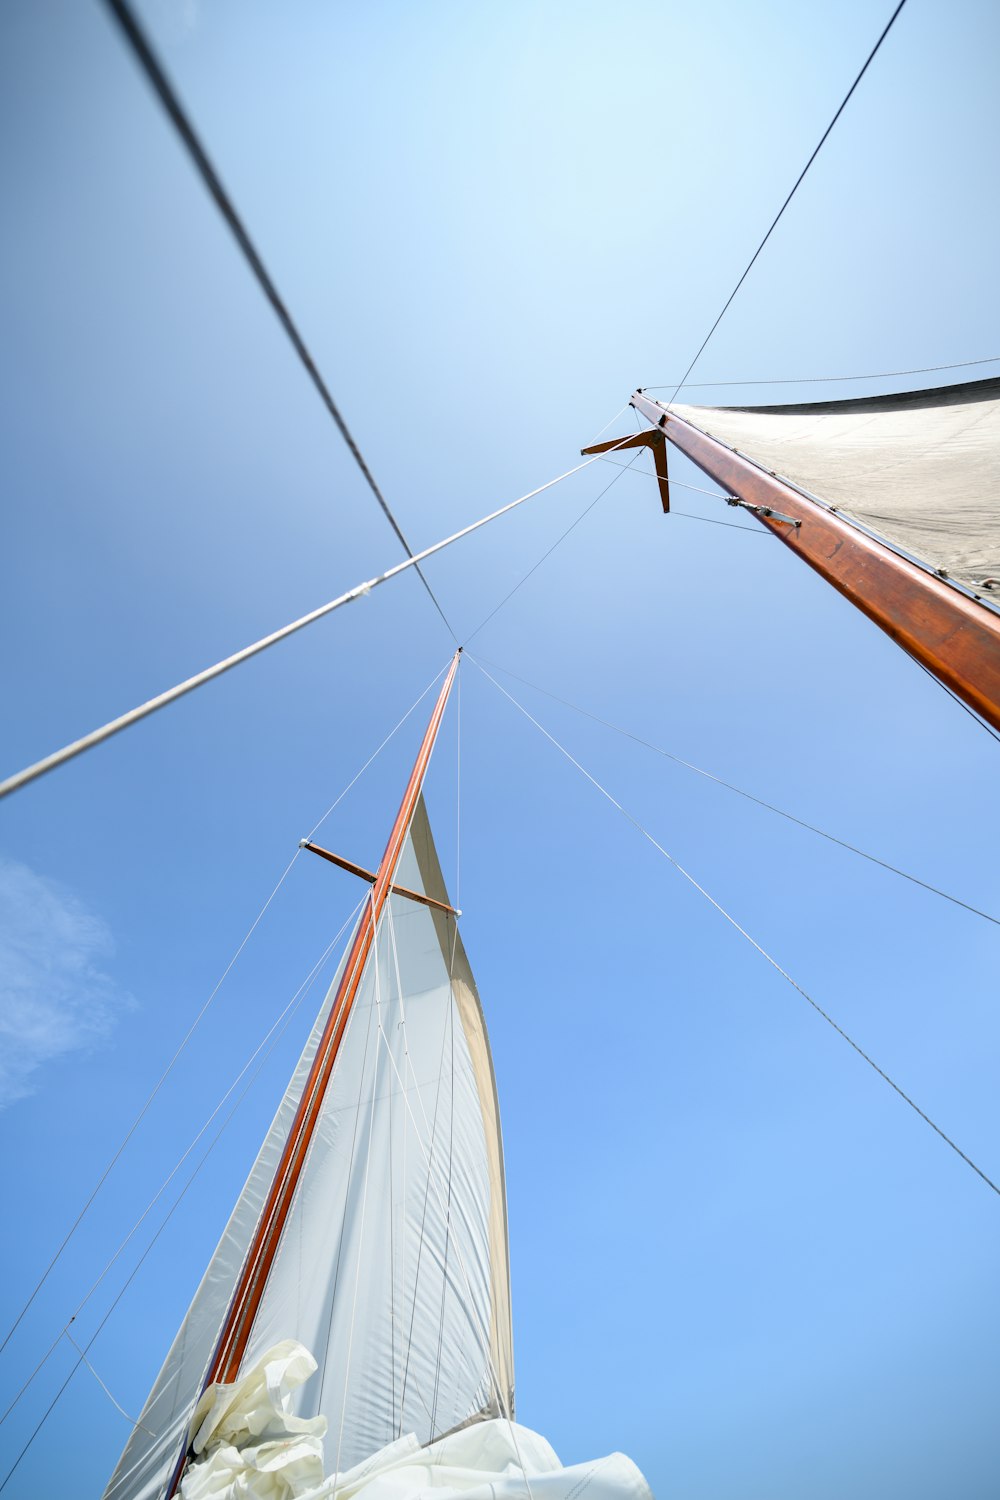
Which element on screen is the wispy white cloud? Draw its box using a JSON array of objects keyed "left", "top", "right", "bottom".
[{"left": 0, "top": 858, "right": 128, "bottom": 1107}]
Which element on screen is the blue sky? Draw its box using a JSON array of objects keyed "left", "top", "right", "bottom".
[{"left": 1, "top": 1, "right": 999, "bottom": 1496}]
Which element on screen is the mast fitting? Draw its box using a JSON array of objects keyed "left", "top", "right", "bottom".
[
  {"left": 725, "top": 497, "right": 801, "bottom": 528},
  {"left": 580, "top": 429, "right": 670, "bottom": 512}
]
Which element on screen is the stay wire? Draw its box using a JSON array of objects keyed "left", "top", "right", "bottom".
[
  {"left": 0, "top": 446, "right": 619, "bottom": 801},
  {"left": 101, "top": 0, "right": 456, "bottom": 641},
  {"left": 0, "top": 850, "right": 297, "bottom": 1362},
  {"left": 599, "top": 455, "right": 764, "bottom": 532},
  {"left": 0, "top": 666, "right": 439, "bottom": 1367},
  {"left": 644, "top": 354, "right": 1000, "bottom": 393},
  {"left": 473, "top": 658, "right": 1000, "bottom": 928},
  {"left": 0, "top": 900, "right": 363, "bottom": 1432},
  {"left": 0, "top": 905, "right": 353, "bottom": 1495},
  {"left": 469, "top": 657, "right": 1000, "bottom": 1199},
  {"left": 905, "top": 648, "right": 1000, "bottom": 747},
  {"left": 63, "top": 1330, "right": 151, "bottom": 1436},
  {"left": 665, "top": 0, "right": 909, "bottom": 405},
  {"left": 596, "top": 439, "right": 763, "bottom": 532},
  {"left": 462, "top": 447, "right": 644, "bottom": 646}
]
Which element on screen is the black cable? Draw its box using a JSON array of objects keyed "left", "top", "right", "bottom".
[
  {"left": 102, "top": 0, "right": 457, "bottom": 641},
  {"left": 666, "top": 0, "right": 910, "bottom": 405}
]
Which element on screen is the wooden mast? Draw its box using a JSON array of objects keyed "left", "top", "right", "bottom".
[
  {"left": 625, "top": 390, "right": 1000, "bottom": 732},
  {"left": 169, "top": 650, "right": 461, "bottom": 1494}
]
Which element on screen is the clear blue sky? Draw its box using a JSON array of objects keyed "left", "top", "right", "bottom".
[{"left": 1, "top": 1, "right": 998, "bottom": 1496}]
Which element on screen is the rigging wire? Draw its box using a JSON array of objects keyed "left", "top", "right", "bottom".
[
  {"left": 0, "top": 443, "right": 628, "bottom": 802},
  {"left": 0, "top": 664, "right": 444, "bottom": 1367},
  {"left": 595, "top": 445, "right": 764, "bottom": 532},
  {"left": 904, "top": 648, "right": 1000, "bottom": 748},
  {"left": 470, "top": 656, "right": 1000, "bottom": 1199},
  {"left": 661, "top": 509, "right": 765, "bottom": 535},
  {"left": 664, "top": 0, "right": 910, "bottom": 406},
  {"left": 462, "top": 448, "right": 645, "bottom": 646},
  {"left": 0, "top": 899, "right": 364, "bottom": 1432},
  {"left": 644, "top": 354, "right": 1000, "bottom": 393},
  {"left": 63, "top": 1330, "right": 153, "bottom": 1437},
  {"left": 0, "top": 903, "right": 356, "bottom": 1496},
  {"left": 101, "top": 0, "right": 457, "bottom": 642},
  {"left": 584, "top": 405, "right": 632, "bottom": 445},
  {"left": 473, "top": 658, "right": 1000, "bottom": 928},
  {"left": 0, "top": 848, "right": 294, "bottom": 1362},
  {"left": 598, "top": 455, "right": 740, "bottom": 502}
]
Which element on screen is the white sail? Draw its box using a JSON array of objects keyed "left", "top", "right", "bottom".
[
  {"left": 671, "top": 377, "right": 1000, "bottom": 599},
  {"left": 104, "top": 798, "right": 513, "bottom": 1500}
]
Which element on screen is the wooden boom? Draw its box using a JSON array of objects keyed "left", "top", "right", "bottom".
[{"left": 627, "top": 390, "right": 1000, "bottom": 733}]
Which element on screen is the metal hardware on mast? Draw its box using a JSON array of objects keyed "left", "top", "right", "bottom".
[
  {"left": 580, "top": 428, "right": 671, "bottom": 511},
  {"left": 625, "top": 390, "right": 1000, "bottom": 733},
  {"left": 168, "top": 650, "right": 462, "bottom": 1496}
]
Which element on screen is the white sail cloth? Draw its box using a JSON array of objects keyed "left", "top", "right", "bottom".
[
  {"left": 671, "top": 377, "right": 1000, "bottom": 600},
  {"left": 106, "top": 801, "right": 513, "bottom": 1500},
  {"left": 179, "top": 1341, "right": 652, "bottom": 1500}
]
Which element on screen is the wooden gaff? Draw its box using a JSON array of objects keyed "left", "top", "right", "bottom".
[{"left": 629, "top": 390, "right": 1000, "bottom": 732}]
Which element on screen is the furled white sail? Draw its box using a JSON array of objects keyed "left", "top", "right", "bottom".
[
  {"left": 176, "top": 1339, "right": 651, "bottom": 1500},
  {"left": 671, "top": 377, "right": 1000, "bottom": 600},
  {"left": 104, "top": 798, "right": 513, "bottom": 1500}
]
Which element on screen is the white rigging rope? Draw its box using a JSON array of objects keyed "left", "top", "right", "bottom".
[
  {"left": 470, "top": 656, "right": 1000, "bottom": 1200},
  {"left": 0, "top": 445, "right": 631, "bottom": 802}
]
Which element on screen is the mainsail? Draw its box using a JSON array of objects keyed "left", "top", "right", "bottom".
[
  {"left": 104, "top": 797, "right": 513, "bottom": 1500},
  {"left": 669, "top": 377, "right": 1000, "bottom": 599},
  {"left": 621, "top": 379, "right": 1000, "bottom": 732}
]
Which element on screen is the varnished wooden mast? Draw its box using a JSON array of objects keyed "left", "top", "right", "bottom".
[
  {"left": 628, "top": 390, "right": 1000, "bottom": 732},
  {"left": 169, "top": 650, "right": 461, "bottom": 1495}
]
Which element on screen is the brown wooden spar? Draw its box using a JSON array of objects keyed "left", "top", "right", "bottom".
[
  {"left": 169, "top": 650, "right": 462, "bottom": 1495},
  {"left": 299, "top": 839, "right": 461, "bottom": 916},
  {"left": 624, "top": 390, "right": 1000, "bottom": 733},
  {"left": 580, "top": 428, "right": 671, "bottom": 511}
]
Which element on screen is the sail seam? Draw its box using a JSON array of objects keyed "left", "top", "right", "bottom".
[{"left": 368, "top": 936, "right": 535, "bottom": 1498}]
